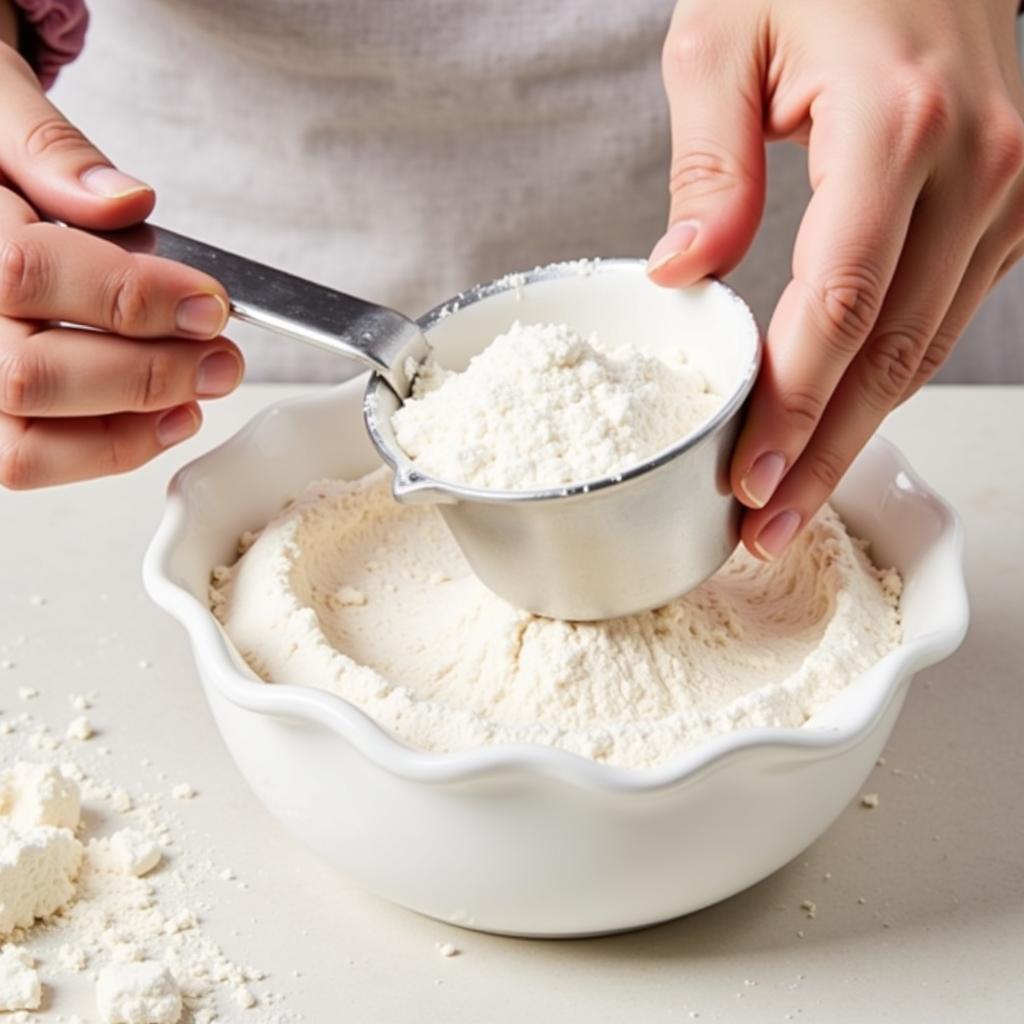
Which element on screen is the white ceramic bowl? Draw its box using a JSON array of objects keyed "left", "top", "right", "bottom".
[{"left": 144, "top": 378, "right": 969, "bottom": 937}]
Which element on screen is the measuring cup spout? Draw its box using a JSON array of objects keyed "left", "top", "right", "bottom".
[{"left": 391, "top": 470, "right": 458, "bottom": 506}]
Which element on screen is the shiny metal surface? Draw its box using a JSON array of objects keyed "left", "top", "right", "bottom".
[
  {"left": 93, "top": 223, "right": 428, "bottom": 396},
  {"left": 365, "top": 260, "right": 763, "bottom": 620},
  {"left": 98, "top": 225, "right": 759, "bottom": 619}
]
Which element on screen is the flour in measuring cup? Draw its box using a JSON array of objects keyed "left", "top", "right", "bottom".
[{"left": 391, "top": 320, "right": 722, "bottom": 490}]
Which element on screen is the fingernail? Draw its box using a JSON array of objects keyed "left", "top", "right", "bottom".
[
  {"left": 754, "top": 510, "right": 802, "bottom": 561},
  {"left": 646, "top": 220, "right": 699, "bottom": 275},
  {"left": 739, "top": 451, "right": 787, "bottom": 508},
  {"left": 157, "top": 405, "right": 199, "bottom": 448},
  {"left": 196, "top": 350, "right": 242, "bottom": 397},
  {"left": 176, "top": 294, "right": 228, "bottom": 338},
  {"left": 80, "top": 166, "right": 153, "bottom": 198}
]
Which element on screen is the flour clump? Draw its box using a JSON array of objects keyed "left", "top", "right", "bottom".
[
  {"left": 96, "top": 962, "right": 182, "bottom": 1024},
  {"left": 0, "top": 947, "right": 41, "bottom": 1011},
  {"left": 0, "top": 763, "right": 82, "bottom": 938}
]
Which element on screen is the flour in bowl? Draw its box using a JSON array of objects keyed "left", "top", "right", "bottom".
[
  {"left": 210, "top": 469, "right": 903, "bottom": 770},
  {"left": 391, "top": 320, "right": 723, "bottom": 490}
]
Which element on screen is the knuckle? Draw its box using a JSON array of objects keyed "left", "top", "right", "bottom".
[
  {"left": 891, "top": 70, "right": 954, "bottom": 153},
  {"left": 777, "top": 388, "right": 826, "bottom": 433},
  {"left": 662, "top": 18, "right": 722, "bottom": 79},
  {"left": 668, "top": 146, "right": 739, "bottom": 203},
  {"left": 99, "top": 416, "right": 143, "bottom": 476},
  {"left": 915, "top": 332, "right": 957, "bottom": 381},
  {"left": 816, "top": 266, "right": 886, "bottom": 354},
  {"left": 23, "top": 116, "right": 93, "bottom": 161},
  {"left": 861, "top": 327, "right": 930, "bottom": 410},
  {"left": 135, "top": 350, "right": 173, "bottom": 409},
  {"left": 0, "top": 424, "right": 32, "bottom": 491},
  {"left": 0, "top": 346, "right": 50, "bottom": 416},
  {"left": 981, "top": 105, "right": 1024, "bottom": 187},
  {"left": 0, "top": 236, "right": 46, "bottom": 312},
  {"left": 806, "top": 445, "right": 847, "bottom": 494},
  {"left": 105, "top": 264, "right": 150, "bottom": 334}
]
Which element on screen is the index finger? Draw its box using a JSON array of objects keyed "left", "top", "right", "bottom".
[
  {"left": 0, "top": 220, "right": 230, "bottom": 339},
  {"left": 729, "top": 86, "right": 935, "bottom": 511}
]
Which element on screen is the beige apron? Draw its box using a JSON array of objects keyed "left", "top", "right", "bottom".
[{"left": 51, "top": 0, "right": 1023, "bottom": 383}]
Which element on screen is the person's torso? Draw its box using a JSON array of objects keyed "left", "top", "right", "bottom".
[{"left": 51, "top": 1, "right": 1021, "bottom": 382}]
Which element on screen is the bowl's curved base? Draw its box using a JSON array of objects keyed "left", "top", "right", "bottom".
[
  {"left": 145, "top": 375, "right": 967, "bottom": 937},
  {"left": 201, "top": 674, "right": 907, "bottom": 937}
]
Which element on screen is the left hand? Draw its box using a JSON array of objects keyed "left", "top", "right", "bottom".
[{"left": 648, "top": 0, "right": 1024, "bottom": 558}]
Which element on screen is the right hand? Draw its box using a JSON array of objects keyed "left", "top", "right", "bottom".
[{"left": 0, "top": 47, "right": 243, "bottom": 490}]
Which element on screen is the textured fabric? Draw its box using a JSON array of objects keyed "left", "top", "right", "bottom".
[
  {"left": 48, "top": 2, "right": 1024, "bottom": 384},
  {"left": 12, "top": 0, "right": 87, "bottom": 89}
]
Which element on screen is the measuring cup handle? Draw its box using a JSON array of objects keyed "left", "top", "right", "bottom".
[{"left": 90, "top": 223, "right": 426, "bottom": 394}]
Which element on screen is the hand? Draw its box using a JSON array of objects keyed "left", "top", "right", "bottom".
[
  {"left": 0, "top": 46, "right": 242, "bottom": 489},
  {"left": 649, "top": 0, "right": 1024, "bottom": 557}
]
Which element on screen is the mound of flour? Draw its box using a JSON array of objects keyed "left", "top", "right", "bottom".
[
  {"left": 391, "top": 321, "right": 723, "bottom": 490},
  {"left": 211, "top": 469, "right": 903, "bottom": 770}
]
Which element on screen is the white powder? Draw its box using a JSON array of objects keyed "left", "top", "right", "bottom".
[
  {"left": 392, "top": 321, "right": 723, "bottom": 490},
  {"left": 96, "top": 962, "right": 182, "bottom": 1024},
  {"left": 0, "top": 762, "right": 81, "bottom": 830},
  {"left": 66, "top": 715, "right": 95, "bottom": 741},
  {"left": 234, "top": 984, "right": 257, "bottom": 1009},
  {"left": 0, "top": 947, "right": 41, "bottom": 1011},
  {"left": 0, "top": 764, "right": 83, "bottom": 938},
  {"left": 212, "top": 468, "right": 903, "bottom": 770},
  {"left": 1, "top": 701, "right": 294, "bottom": 1023},
  {"left": 88, "top": 828, "right": 162, "bottom": 878},
  {"left": 0, "top": 826, "right": 81, "bottom": 936}
]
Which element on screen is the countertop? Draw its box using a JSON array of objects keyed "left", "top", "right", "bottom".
[{"left": 2, "top": 384, "right": 1022, "bottom": 1023}]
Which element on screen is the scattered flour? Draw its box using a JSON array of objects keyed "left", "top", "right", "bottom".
[
  {"left": 0, "top": 691, "right": 297, "bottom": 1022},
  {"left": 392, "top": 320, "right": 723, "bottom": 490},
  {"left": 66, "top": 715, "right": 95, "bottom": 741},
  {"left": 234, "top": 984, "right": 257, "bottom": 1009},
  {"left": 211, "top": 468, "right": 903, "bottom": 770},
  {"left": 88, "top": 828, "right": 163, "bottom": 878}
]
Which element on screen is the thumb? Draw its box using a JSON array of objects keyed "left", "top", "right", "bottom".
[
  {"left": 0, "top": 50, "right": 154, "bottom": 229},
  {"left": 648, "top": 17, "right": 766, "bottom": 286}
]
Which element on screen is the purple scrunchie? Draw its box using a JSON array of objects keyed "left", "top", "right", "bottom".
[{"left": 10, "top": 0, "right": 88, "bottom": 89}]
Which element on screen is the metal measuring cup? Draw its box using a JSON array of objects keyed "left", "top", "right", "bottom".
[
  {"left": 98, "top": 227, "right": 761, "bottom": 620},
  {"left": 365, "top": 260, "right": 762, "bottom": 620}
]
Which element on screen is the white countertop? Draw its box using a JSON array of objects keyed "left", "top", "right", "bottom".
[{"left": 2, "top": 384, "right": 1022, "bottom": 1023}]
